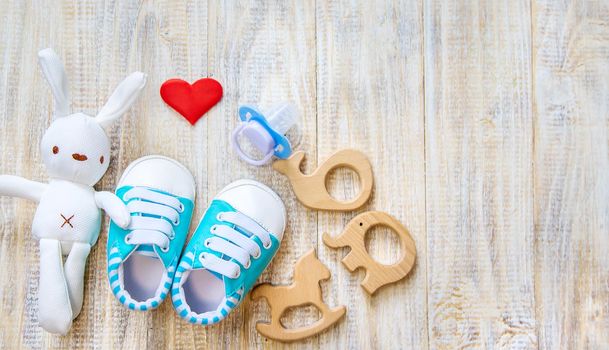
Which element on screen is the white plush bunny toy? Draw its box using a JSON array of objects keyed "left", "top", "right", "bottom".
[{"left": 0, "top": 48, "right": 145, "bottom": 334}]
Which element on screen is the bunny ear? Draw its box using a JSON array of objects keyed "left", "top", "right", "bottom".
[
  {"left": 95, "top": 72, "right": 147, "bottom": 129},
  {"left": 38, "top": 48, "right": 70, "bottom": 118}
]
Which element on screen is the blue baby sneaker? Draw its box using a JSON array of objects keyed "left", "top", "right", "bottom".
[
  {"left": 107, "top": 156, "right": 195, "bottom": 311},
  {"left": 171, "top": 179, "right": 286, "bottom": 325}
]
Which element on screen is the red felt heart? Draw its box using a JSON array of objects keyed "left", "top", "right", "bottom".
[{"left": 160, "top": 78, "right": 223, "bottom": 125}]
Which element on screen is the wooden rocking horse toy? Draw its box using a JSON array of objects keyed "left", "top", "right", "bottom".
[{"left": 251, "top": 249, "right": 346, "bottom": 342}]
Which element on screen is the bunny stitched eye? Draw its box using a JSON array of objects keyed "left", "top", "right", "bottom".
[
  {"left": 52, "top": 146, "right": 59, "bottom": 154},
  {"left": 99, "top": 156, "right": 104, "bottom": 164}
]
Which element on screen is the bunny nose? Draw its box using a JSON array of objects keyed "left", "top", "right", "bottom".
[{"left": 72, "top": 153, "right": 88, "bottom": 161}]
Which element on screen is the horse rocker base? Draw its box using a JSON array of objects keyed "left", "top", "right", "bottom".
[
  {"left": 323, "top": 211, "right": 416, "bottom": 294},
  {"left": 251, "top": 249, "right": 346, "bottom": 342}
]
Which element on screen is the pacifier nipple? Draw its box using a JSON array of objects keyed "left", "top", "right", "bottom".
[{"left": 265, "top": 102, "right": 299, "bottom": 135}]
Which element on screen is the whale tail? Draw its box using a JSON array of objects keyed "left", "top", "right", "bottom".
[{"left": 272, "top": 151, "right": 306, "bottom": 177}]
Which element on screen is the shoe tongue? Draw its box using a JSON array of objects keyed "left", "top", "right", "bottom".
[
  {"left": 202, "top": 250, "right": 229, "bottom": 282},
  {"left": 134, "top": 245, "right": 160, "bottom": 259},
  {"left": 208, "top": 270, "right": 224, "bottom": 281}
]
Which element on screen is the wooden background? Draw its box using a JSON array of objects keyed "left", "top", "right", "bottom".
[{"left": 0, "top": 0, "right": 608, "bottom": 349}]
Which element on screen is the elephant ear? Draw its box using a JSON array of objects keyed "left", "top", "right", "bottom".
[
  {"left": 95, "top": 72, "right": 147, "bottom": 130},
  {"left": 38, "top": 48, "right": 70, "bottom": 119}
]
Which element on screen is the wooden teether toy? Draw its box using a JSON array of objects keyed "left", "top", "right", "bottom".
[
  {"left": 251, "top": 249, "right": 346, "bottom": 342},
  {"left": 323, "top": 211, "right": 416, "bottom": 294},
  {"left": 273, "top": 149, "right": 373, "bottom": 211}
]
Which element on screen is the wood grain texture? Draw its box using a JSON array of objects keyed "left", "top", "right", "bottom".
[
  {"left": 206, "top": 1, "right": 318, "bottom": 348},
  {"left": 424, "top": 0, "right": 536, "bottom": 348},
  {"left": 316, "top": 0, "right": 427, "bottom": 349},
  {"left": 532, "top": 0, "right": 609, "bottom": 348},
  {"left": 1, "top": 0, "right": 609, "bottom": 349}
]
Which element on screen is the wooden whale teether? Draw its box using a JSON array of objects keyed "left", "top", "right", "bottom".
[
  {"left": 273, "top": 149, "right": 373, "bottom": 211},
  {"left": 251, "top": 249, "right": 346, "bottom": 342},
  {"left": 323, "top": 211, "right": 416, "bottom": 294}
]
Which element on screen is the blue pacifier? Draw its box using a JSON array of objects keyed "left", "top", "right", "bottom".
[{"left": 231, "top": 102, "right": 300, "bottom": 166}]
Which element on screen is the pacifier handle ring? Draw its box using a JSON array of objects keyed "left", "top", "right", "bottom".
[{"left": 231, "top": 123, "right": 275, "bottom": 166}]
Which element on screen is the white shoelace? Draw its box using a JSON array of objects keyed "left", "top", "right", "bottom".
[
  {"left": 199, "top": 211, "right": 272, "bottom": 279},
  {"left": 123, "top": 187, "right": 184, "bottom": 252}
]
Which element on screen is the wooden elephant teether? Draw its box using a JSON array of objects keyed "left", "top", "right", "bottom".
[
  {"left": 273, "top": 149, "right": 373, "bottom": 211},
  {"left": 251, "top": 249, "right": 346, "bottom": 342},
  {"left": 323, "top": 211, "right": 416, "bottom": 294}
]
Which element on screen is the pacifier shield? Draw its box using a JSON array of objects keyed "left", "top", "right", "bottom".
[{"left": 160, "top": 78, "right": 223, "bottom": 125}]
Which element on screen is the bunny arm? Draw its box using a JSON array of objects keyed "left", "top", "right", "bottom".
[
  {"left": 94, "top": 191, "right": 130, "bottom": 229},
  {"left": 0, "top": 175, "right": 48, "bottom": 202}
]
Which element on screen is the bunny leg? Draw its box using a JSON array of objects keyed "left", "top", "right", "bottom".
[
  {"left": 63, "top": 242, "right": 91, "bottom": 319},
  {"left": 38, "top": 239, "right": 73, "bottom": 334}
]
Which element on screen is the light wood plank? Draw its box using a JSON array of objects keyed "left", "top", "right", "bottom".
[
  {"left": 206, "top": 1, "right": 318, "bottom": 348},
  {"left": 533, "top": 1, "right": 609, "bottom": 348},
  {"left": 0, "top": 1, "right": 56, "bottom": 348},
  {"left": 316, "top": 0, "right": 427, "bottom": 348},
  {"left": 424, "top": 0, "right": 537, "bottom": 348}
]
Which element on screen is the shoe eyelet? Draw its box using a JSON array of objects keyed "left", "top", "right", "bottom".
[
  {"left": 211, "top": 225, "right": 218, "bottom": 233},
  {"left": 160, "top": 245, "right": 169, "bottom": 253},
  {"left": 263, "top": 240, "right": 272, "bottom": 249},
  {"left": 253, "top": 249, "right": 261, "bottom": 259},
  {"left": 199, "top": 252, "right": 207, "bottom": 262},
  {"left": 232, "top": 269, "right": 241, "bottom": 279},
  {"left": 244, "top": 260, "right": 251, "bottom": 269},
  {"left": 169, "top": 232, "right": 175, "bottom": 240},
  {"left": 204, "top": 239, "right": 211, "bottom": 248},
  {"left": 173, "top": 217, "right": 180, "bottom": 226},
  {"left": 124, "top": 234, "right": 133, "bottom": 244},
  {"left": 178, "top": 203, "right": 185, "bottom": 213},
  {"left": 216, "top": 212, "right": 226, "bottom": 221}
]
